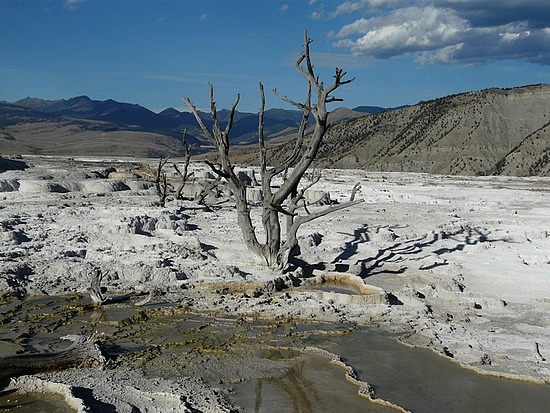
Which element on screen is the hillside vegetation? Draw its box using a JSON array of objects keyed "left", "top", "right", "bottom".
[{"left": 306, "top": 84, "right": 550, "bottom": 176}]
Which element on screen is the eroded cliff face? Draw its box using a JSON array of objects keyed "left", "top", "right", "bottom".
[{"left": 304, "top": 84, "right": 550, "bottom": 176}]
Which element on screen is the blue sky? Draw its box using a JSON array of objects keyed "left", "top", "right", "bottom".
[{"left": 1, "top": 0, "right": 548, "bottom": 113}]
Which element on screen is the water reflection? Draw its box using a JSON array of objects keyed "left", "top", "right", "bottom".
[
  {"left": 231, "top": 349, "right": 397, "bottom": 413},
  {"left": 310, "top": 329, "right": 550, "bottom": 413}
]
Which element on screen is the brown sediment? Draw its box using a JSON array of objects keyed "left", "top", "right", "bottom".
[{"left": 304, "top": 271, "right": 387, "bottom": 296}]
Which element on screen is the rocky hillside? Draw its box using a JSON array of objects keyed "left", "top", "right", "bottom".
[{"left": 305, "top": 84, "right": 550, "bottom": 176}]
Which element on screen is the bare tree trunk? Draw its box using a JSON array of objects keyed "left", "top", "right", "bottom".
[
  {"left": 174, "top": 129, "right": 194, "bottom": 200},
  {"left": 0, "top": 334, "right": 105, "bottom": 381},
  {"left": 88, "top": 266, "right": 133, "bottom": 306},
  {"left": 155, "top": 157, "right": 169, "bottom": 207},
  {"left": 183, "top": 31, "right": 362, "bottom": 272}
]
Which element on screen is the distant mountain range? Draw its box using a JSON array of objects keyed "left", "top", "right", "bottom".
[
  {"left": 2, "top": 85, "right": 549, "bottom": 176},
  {"left": 0, "top": 95, "right": 376, "bottom": 157}
]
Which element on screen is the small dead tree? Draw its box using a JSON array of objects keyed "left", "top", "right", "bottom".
[
  {"left": 88, "top": 265, "right": 149, "bottom": 306},
  {"left": 195, "top": 175, "right": 225, "bottom": 207},
  {"left": 174, "top": 129, "right": 195, "bottom": 200},
  {"left": 183, "top": 31, "right": 363, "bottom": 271},
  {"left": 155, "top": 157, "right": 170, "bottom": 207}
]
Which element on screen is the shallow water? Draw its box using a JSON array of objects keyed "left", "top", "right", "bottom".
[
  {"left": 310, "top": 330, "right": 550, "bottom": 413},
  {"left": 230, "top": 350, "right": 397, "bottom": 413},
  {"left": 0, "top": 391, "right": 74, "bottom": 413},
  {"left": 1, "top": 296, "right": 549, "bottom": 413}
]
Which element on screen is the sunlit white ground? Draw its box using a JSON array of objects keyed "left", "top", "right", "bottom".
[{"left": 1, "top": 157, "right": 549, "bottom": 387}]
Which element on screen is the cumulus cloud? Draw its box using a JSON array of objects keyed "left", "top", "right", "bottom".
[
  {"left": 330, "top": 0, "right": 550, "bottom": 65},
  {"left": 333, "top": 6, "right": 467, "bottom": 57},
  {"left": 311, "top": 2, "right": 325, "bottom": 20}
]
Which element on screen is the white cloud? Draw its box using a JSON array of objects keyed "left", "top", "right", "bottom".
[
  {"left": 312, "top": 11, "right": 323, "bottom": 20},
  {"left": 200, "top": 14, "right": 208, "bottom": 21},
  {"left": 310, "top": 2, "right": 325, "bottom": 20},
  {"left": 334, "top": 6, "right": 467, "bottom": 57},
  {"left": 280, "top": 4, "right": 289, "bottom": 12},
  {"left": 500, "top": 32, "right": 524, "bottom": 42},
  {"left": 330, "top": 0, "right": 369, "bottom": 17},
  {"left": 330, "top": 1, "right": 550, "bottom": 64},
  {"left": 64, "top": 0, "right": 85, "bottom": 10},
  {"left": 416, "top": 43, "right": 463, "bottom": 64}
]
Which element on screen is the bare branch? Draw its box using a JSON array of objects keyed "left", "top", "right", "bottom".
[
  {"left": 195, "top": 175, "right": 223, "bottom": 206},
  {"left": 269, "top": 83, "right": 311, "bottom": 177},
  {"left": 182, "top": 32, "right": 358, "bottom": 271},
  {"left": 304, "top": 168, "right": 321, "bottom": 185},
  {"left": 156, "top": 157, "right": 169, "bottom": 177},
  {"left": 322, "top": 67, "right": 355, "bottom": 105},
  {"left": 155, "top": 157, "right": 170, "bottom": 207},
  {"left": 208, "top": 83, "right": 222, "bottom": 142},
  {"left": 350, "top": 182, "right": 361, "bottom": 202},
  {"left": 294, "top": 31, "right": 316, "bottom": 88},
  {"left": 174, "top": 129, "right": 194, "bottom": 199},
  {"left": 273, "top": 88, "right": 312, "bottom": 112},
  {"left": 182, "top": 96, "right": 215, "bottom": 145},
  {"left": 224, "top": 92, "right": 241, "bottom": 138},
  {"left": 258, "top": 82, "right": 267, "bottom": 173},
  {"left": 290, "top": 199, "right": 365, "bottom": 236},
  {"left": 204, "top": 158, "right": 230, "bottom": 179},
  {"left": 270, "top": 203, "right": 298, "bottom": 217}
]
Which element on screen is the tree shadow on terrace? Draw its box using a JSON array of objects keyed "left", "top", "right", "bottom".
[{"left": 303, "top": 224, "right": 511, "bottom": 279}]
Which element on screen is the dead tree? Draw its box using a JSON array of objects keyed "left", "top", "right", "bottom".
[
  {"left": 155, "top": 157, "right": 170, "bottom": 207},
  {"left": 174, "top": 129, "right": 195, "bottom": 200},
  {"left": 183, "top": 31, "right": 363, "bottom": 271},
  {"left": 195, "top": 175, "right": 225, "bottom": 208},
  {"left": 88, "top": 266, "right": 108, "bottom": 305},
  {"left": 88, "top": 266, "right": 135, "bottom": 306}
]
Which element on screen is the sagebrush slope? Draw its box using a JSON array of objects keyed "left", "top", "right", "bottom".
[{"left": 306, "top": 84, "right": 550, "bottom": 176}]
